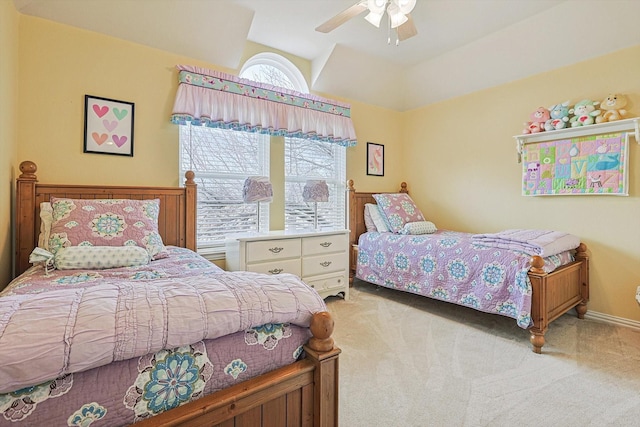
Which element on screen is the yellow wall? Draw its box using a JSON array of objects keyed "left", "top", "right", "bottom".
[
  {"left": 403, "top": 45, "right": 640, "bottom": 322},
  {"left": 0, "top": 1, "right": 20, "bottom": 285},
  {"left": 6, "top": 10, "right": 638, "bottom": 323}
]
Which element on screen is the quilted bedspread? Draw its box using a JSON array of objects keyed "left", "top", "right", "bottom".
[
  {"left": 0, "top": 247, "right": 327, "bottom": 394},
  {"left": 356, "top": 230, "right": 574, "bottom": 329}
]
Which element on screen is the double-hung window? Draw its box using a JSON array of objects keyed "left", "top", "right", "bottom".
[{"left": 179, "top": 125, "right": 269, "bottom": 258}]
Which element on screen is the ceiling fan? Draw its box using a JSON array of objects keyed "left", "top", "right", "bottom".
[{"left": 316, "top": 0, "right": 418, "bottom": 43}]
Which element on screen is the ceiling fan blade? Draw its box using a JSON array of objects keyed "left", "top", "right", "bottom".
[
  {"left": 396, "top": 13, "right": 418, "bottom": 41},
  {"left": 315, "top": 2, "right": 367, "bottom": 33}
]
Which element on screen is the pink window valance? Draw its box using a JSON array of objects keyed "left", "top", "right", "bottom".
[{"left": 171, "top": 65, "right": 357, "bottom": 146}]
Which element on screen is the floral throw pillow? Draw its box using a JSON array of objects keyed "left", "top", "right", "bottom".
[
  {"left": 372, "top": 193, "right": 425, "bottom": 234},
  {"left": 48, "top": 198, "right": 168, "bottom": 260}
]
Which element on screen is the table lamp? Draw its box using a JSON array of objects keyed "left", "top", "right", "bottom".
[
  {"left": 303, "top": 180, "right": 329, "bottom": 230},
  {"left": 243, "top": 176, "right": 273, "bottom": 232}
]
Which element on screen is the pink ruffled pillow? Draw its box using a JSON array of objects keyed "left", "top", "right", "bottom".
[
  {"left": 372, "top": 193, "right": 425, "bottom": 234},
  {"left": 48, "top": 198, "right": 168, "bottom": 260}
]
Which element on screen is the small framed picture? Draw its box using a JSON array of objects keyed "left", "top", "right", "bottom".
[
  {"left": 366, "top": 142, "right": 384, "bottom": 176},
  {"left": 84, "top": 95, "right": 134, "bottom": 156}
]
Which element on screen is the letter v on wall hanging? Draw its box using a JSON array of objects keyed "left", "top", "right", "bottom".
[
  {"left": 84, "top": 95, "right": 135, "bottom": 156},
  {"left": 521, "top": 132, "right": 629, "bottom": 196}
]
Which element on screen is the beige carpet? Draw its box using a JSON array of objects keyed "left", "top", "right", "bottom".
[{"left": 325, "top": 280, "right": 640, "bottom": 427}]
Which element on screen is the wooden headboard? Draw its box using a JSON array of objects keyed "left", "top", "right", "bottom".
[
  {"left": 347, "top": 179, "right": 407, "bottom": 279},
  {"left": 14, "top": 160, "right": 197, "bottom": 277}
]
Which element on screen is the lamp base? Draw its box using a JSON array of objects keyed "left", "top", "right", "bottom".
[{"left": 313, "top": 202, "right": 319, "bottom": 231}]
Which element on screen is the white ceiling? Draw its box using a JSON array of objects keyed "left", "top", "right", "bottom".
[{"left": 12, "top": 0, "right": 640, "bottom": 111}]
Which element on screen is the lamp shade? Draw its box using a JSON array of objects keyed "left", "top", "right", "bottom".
[
  {"left": 243, "top": 176, "right": 273, "bottom": 203},
  {"left": 302, "top": 180, "right": 329, "bottom": 203}
]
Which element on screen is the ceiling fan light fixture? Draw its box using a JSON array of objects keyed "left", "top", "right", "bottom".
[
  {"left": 387, "top": 3, "right": 408, "bottom": 28},
  {"left": 394, "top": 0, "right": 416, "bottom": 14},
  {"left": 367, "top": 0, "right": 387, "bottom": 14},
  {"left": 364, "top": 11, "right": 384, "bottom": 27}
]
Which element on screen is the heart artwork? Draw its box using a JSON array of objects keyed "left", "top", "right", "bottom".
[
  {"left": 112, "top": 135, "right": 128, "bottom": 147},
  {"left": 103, "top": 120, "right": 118, "bottom": 132},
  {"left": 92, "top": 104, "right": 109, "bottom": 118},
  {"left": 92, "top": 132, "right": 108, "bottom": 145},
  {"left": 113, "top": 108, "right": 128, "bottom": 120}
]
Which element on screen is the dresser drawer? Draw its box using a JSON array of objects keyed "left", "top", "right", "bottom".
[
  {"left": 306, "top": 273, "right": 347, "bottom": 293},
  {"left": 246, "top": 258, "right": 302, "bottom": 276},
  {"left": 302, "top": 233, "right": 347, "bottom": 256},
  {"left": 302, "top": 252, "right": 348, "bottom": 277},
  {"left": 246, "top": 238, "right": 301, "bottom": 263}
]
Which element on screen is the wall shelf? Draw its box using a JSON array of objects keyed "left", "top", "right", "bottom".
[{"left": 513, "top": 117, "right": 639, "bottom": 162}]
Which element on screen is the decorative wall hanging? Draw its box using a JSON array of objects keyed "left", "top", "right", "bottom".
[
  {"left": 367, "top": 142, "right": 384, "bottom": 176},
  {"left": 521, "top": 132, "right": 629, "bottom": 196},
  {"left": 84, "top": 95, "right": 134, "bottom": 156}
]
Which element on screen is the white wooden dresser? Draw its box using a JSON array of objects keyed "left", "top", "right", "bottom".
[{"left": 225, "top": 229, "right": 349, "bottom": 300}]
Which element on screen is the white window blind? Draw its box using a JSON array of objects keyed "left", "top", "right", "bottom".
[
  {"left": 179, "top": 125, "right": 269, "bottom": 256},
  {"left": 284, "top": 137, "right": 346, "bottom": 231}
]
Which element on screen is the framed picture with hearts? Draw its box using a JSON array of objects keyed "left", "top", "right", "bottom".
[{"left": 84, "top": 95, "right": 135, "bottom": 156}]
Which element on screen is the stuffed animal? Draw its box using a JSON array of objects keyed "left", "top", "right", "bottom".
[
  {"left": 522, "top": 107, "right": 550, "bottom": 134},
  {"left": 544, "top": 101, "right": 571, "bottom": 131},
  {"left": 596, "top": 93, "right": 628, "bottom": 123},
  {"left": 569, "top": 100, "right": 601, "bottom": 127}
]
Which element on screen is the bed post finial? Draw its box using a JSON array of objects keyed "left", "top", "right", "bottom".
[
  {"left": 19, "top": 161, "right": 37, "bottom": 180},
  {"left": 308, "top": 311, "right": 335, "bottom": 352},
  {"left": 184, "top": 170, "right": 195, "bottom": 186},
  {"left": 400, "top": 182, "right": 408, "bottom": 193},
  {"left": 347, "top": 179, "right": 355, "bottom": 191}
]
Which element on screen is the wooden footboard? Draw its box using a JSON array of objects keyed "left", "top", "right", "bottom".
[
  {"left": 135, "top": 312, "right": 340, "bottom": 427},
  {"left": 347, "top": 180, "right": 590, "bottom": 354},
  {"left": 528, "top": 245, "right": 589, "bottom": 353}
]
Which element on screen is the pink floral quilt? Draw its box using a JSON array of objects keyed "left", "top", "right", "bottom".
[
  {"left": 0, "top": 247, "right": 326, "bottom": 425},
  {"left": 356, "top": 230, "right": 574, "bottom": 329}
]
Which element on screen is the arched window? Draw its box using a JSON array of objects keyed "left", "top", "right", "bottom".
[{"left": 240, "top": 52, "right": 309, "bottom": 93}]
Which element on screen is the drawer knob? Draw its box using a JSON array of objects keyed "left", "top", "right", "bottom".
[
  {"left": 269, "top": 247, "right": 284, "bottom": 254},
  {"left": 320, "top": 242, "right": 332, "bottom": 248},
  {"left": 268, "top": 268, "right": 283, "bottom": 274},
  {"left": 320, "top": 261, "right": 332, "bottom": 267}
]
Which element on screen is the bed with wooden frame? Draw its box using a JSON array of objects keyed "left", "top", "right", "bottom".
[
  {"left": 10, "top": 160, "right": 340, "bottom": 427},
  {"left": 347, "top": 180, "right": 589, "bottom": 354}
]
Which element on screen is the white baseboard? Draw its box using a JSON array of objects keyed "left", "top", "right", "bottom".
[{"left": 584, "top": 311, "right": 640, "bottom": 331}]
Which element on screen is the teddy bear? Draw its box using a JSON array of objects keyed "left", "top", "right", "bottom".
[
  {"left": 569, "top": 100, "right": 601, "bottom": 127},
  {"left": 596, "top": 93, "right": 628, "bottom": 123},
  {"left": 544, "top": 101, "right": 571, "bottom": 131},
  {"left": 522, "top": 107, "right": 550, "bottom": 134}
]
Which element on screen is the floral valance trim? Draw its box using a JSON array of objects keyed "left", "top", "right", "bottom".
[
  {"left": 170, "top": 115, "right": 356, "bottom": 146},
  {"left": 177, "top": 70, "right": 351, "bottom": 118}
]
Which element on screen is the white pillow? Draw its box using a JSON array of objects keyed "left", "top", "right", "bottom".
[
  {"left": 38, "top": 202, "right": 53, "bottom": 251},
  {"left": 54, "top": 246, "right": 151, "bottom": 270},
  {"left": 400, "top": 221, "right": 437, "bottom": 235},
  {"left": 364, "top": 203, "right": 390, "bottom": 233}
]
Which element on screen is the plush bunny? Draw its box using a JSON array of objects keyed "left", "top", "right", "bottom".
[
  {"left": 544, "top": 101, "right": 571, "bottom": 131},
  {"left": 569, "top": 100, "right": 600, "bottom": 127},
  {"left": 522, "top": 107, "right": 550, "bottom": 134},
  {"left": 596, "top": 93, "right": 627, "bottom": 123}
]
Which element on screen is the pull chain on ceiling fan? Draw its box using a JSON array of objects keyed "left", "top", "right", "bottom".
[{"left": 315, "top": 0, "right": 418, "bottom": 43}]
